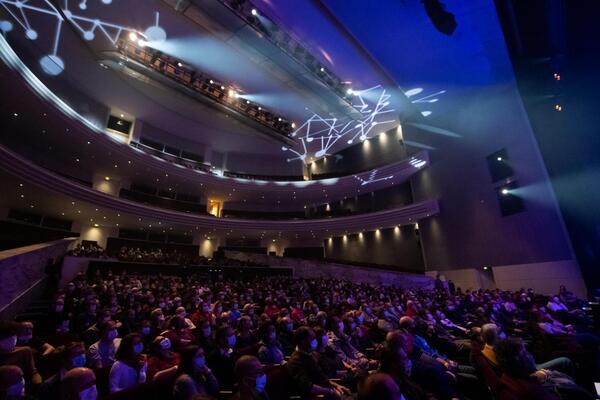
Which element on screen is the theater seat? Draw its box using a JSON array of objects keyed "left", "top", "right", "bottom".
[{"left": 104, "top": 382, "right": 157, "bottom": 400}]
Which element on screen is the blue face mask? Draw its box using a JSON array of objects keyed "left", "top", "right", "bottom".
[
  {"left": 255, "top": 373, "right": 267, "bottom": 392},
  {"left": 194, "top": 356, "right": 206, "bottom": 369},
  {"left": 133, "top": 343, "right": 144, "bottom": 355},
  {"left": 227, "top": 335, "right": 237, "bottom": 348},
  {"left": 142, "top": 327, "right": 151, "bottom": 336},
  {"left": 310, "top": 338, "right": 318, "bottom": 351},
  {"left": 72, "top": 354, "right": 86, "bottom": 368}
]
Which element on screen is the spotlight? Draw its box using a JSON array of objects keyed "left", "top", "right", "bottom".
[
  {"left": 246, "top": 100, "right": 250, "bottom": 104},
  {"left": 128, "top": 31, "right": 138, "bottom": 41},
  {"left": 501, "top": 188, "right": 509, "bottom": 195},
  {"left": 554, "top": 104, "right": 562, "bottom": 112},
  {"left": 251, "top": 8, "right": 258, "bottom": 16},
  {"left": 258, "top": 107, "right": 262, "bottom": 111},
  {"left": 209, "top": 79, "right": 214, "bottom": 84},
  {"left": 228, "top": 89, "right": 236, "bottom": 97},
  {"left": 104, "top": 176, "right": 110, "bottom": 181},
  {"left": 320, "top": 67, "right": 325, "bottom": 72},
  {"left": 497, "top": 156, "right": 502, "bottom": 161},
  {"left": 346, "top": 88, "right": 354, "bottom": 95},
  {"left": 220, "top": 85, "right": 225, "bottom": 90},
  {"left": 278, "top": 117, "right": 282, "bottom": 121},
  {"left": 291, "top": 122, "right": 296, "bottom": 128}
]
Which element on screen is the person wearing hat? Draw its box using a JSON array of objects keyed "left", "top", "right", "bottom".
[
  {"left": 61, "top": 367, "right": 97, "bottom": 400},
  {"left": 37, "top": 342, "right": 86, "bottom": 400},
  {"left": 0, "top": 365, "right": 26, "bottom": 399},
  {"left": 0, "top": 321, "right": 41, "bottom": 390},
  {"left": 86, "top": 321, "right": 121, "bottom": 369}
]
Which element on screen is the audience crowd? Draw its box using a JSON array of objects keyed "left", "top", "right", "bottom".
[
  {"left": 68, "top": 244, "right": 108, "bottom": 259},
  {"left": 0, "top": 268, "right": 598, "bottom": 400}
]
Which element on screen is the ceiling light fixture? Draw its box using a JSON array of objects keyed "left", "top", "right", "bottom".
[{"left": 251, "top": 8, "right": 258, "bottom": 16}]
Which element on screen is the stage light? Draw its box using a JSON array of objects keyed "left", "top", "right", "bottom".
[
  {"left": 177, "top": 62, "right": 183, "bottom": 67},
  {"left": 320, "top": 67, "right": 325, "bottom": 72},
  {"left": 501, "top": 188, "right": 509, "bottom": 195},
  {"left": 246, "top": 100, "right": 250, "bottom": 104},
  {"left": 258, "top": 107, "right": 262, "bottom": 111},
  {"left": 128, "top": 31, "right": 138, "bottom": 41},
  {"left": 483, "top": 266, "right": 489, "bottom": 270},
  {"left": 251, "top": 8, "right": 258, "bottom": 16},
  {"left": 209, "top": 79, "right": 214, "bottom": 84},
  {"left": 291, "top": 122, "right": 296, "bottom": 128},
  {"left": 104, "top": 176, "right": 110, "bottom": 181},
  {"left": 497, "top": 156, "right": 502, "bottom": 161},
  {"left": 346, "top": 88, "right": 354, "bottom": 95},
  {"left": 553, "top": 73, "right": 561, "bottom": 81},
  {"left": 220, "top": 85, "right": 225, "bottom": 90},
  {"left": 228, "top": 89, "right": 236, "bottom": 97},
  {"left": 278, "top": 117, "right": 282, "bottom": 121},
  {"left": 138, "top": 39, "right": 146, "bottom": 47},
  {"left": 93, "top": 223, "right": 99, "bottom": 227},
  {"left": 554, "top": 104, "right": 562, "bottom": 112}
]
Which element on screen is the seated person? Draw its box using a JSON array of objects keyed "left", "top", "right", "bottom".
[
  {"left": 235, "top": 316, "right": 258, "bottom": 352},
  {"left": 230, "top": 355, "right": 268, "bottom": 400},
  {"left": 494, "top": 338, "right": 561, "bottom": 400},
  {"left": 86, "top": 321, "right": 120, "bottom": 370},
  {"left": 173, "top": 345, "right": 218, "bottom": 400},
  {"left": 206, "top": 325, "right": 237, "bottom": 391},
  {"left": 0, "top": 321, "right": 42, "bottom": 390},
  {"left": 257, "top": 323, "right": 284, "bottom": 365},
  {"left": 108, "top": 333, "right": 147, "bottom": 393},
  {"left": 37, "top": 342, "right": 86, "bottom": 400},
  {"left": 146, "top": 336, "right": 180, "bottom": 381},
  {"left": 0, "top": 365, "right": 26, "bottom": 399},
  {"left": 327, "top": 316, "right": 371, "bottom": 370},
  {"left": 285, "top": 326, "right": 350, "bottom": 399},
  {"left": 62, "top": 367, "right": 97, "bottom": 400}
]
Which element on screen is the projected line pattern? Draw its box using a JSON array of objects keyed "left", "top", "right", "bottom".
[
  {"left": 353, "top": 169, "right": 393, "bottom": 186},
  {"left": 0, "top": 0, "right": 165, "bottom": 75},
  {"left": 404, "top": 87, "right": 446, "bottom": 117},
  {"left": 282, "top": 85, "right": 396, "bottom": 163}
]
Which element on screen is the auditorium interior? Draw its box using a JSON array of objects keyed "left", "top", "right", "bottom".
[{"left": 0, "top": 0, "right": 599, "bottom": 399}]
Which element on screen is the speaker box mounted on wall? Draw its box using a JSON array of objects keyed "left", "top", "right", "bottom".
[
  {"left": 486, "top": 148, "right": 514, "bottom": 183},
  {"left": 496, "top": 181, "right": 525, "bottom": 216}
]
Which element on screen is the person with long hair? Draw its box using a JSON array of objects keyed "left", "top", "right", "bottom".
[
  {"left": 108, "top": 333, "right": 147, "bottom": 393},
  {"left": 173, "top": 345, "right": 218, "bottom": 400}
]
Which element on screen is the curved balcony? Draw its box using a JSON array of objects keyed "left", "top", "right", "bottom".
[
  {"left": 0, "top": 145, "right": 439, "bottom": 235},
  {"left": 0, "top": 35, "right": 429, "bottom": 207}
]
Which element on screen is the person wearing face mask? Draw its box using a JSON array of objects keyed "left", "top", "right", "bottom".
[
  {"left": 194, "top": 319, "right": 216, "bottom": 355},
  {"left": 286, "top": 326, "right": 350, "bottom": 400},
  {"left": 173, "top": 345, "right": 218, "bottom": 400},
  {"left": 146, "top": 336, "right": 180, "bottom": 381},
  {"left": 0, "top": 365, "right": 26, "bottom": 399},
  {"left": 327, "top": 316, "right": 371, "bottom": 370},
  {"left": 276, "top": 317, "right": 295, "bottom": 357},
  {"left": 257, "top": 323, "right": 284, "bottom": 365},
  {"left": 313, "top": 327, "right": 348, "bottom": 380},
  {"left": 108, "top": 333, "right": 147, "bottom": 393},
  {"left": 86, "top": 321, "right": 121, "bottom": 369},
  {"left": 207, "top": 325, "right": 237, "bottom": 391},
  {"left": 17, "top": 321, "right": 54, "bottom": 357},
  {"left": 37, "top": 342, "right": 86, "bottom": 400},
  {"left": 161, "top": 315, "right": 194, "bottom": 352},
  {"left": 379, "top": 343, "right": 431, "bottom": 400},
  {"left": 75, "top": 301, "right": 98, "bottom": 333},
  {"left": 0, "top": 321, "right": 42, "bottom": 390},
  {"left": 235, "top": 316, "right": 257, "bottom": 352},
  {"left": 62, "top": 367, "right": 97, "bottom": 400},
  {"left": 230, "top": 355, "right": 268, "bottom": 400}
]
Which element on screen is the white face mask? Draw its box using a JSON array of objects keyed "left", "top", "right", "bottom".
[
  {"left": 6, "top": 378, "right": 25, "bottom": 397},
  {"left": 0, "top": 336, "right": 17, "bottom": 353},
  {"left": 160, "top": 338, "right": 171, "bottom": 350},
  {"left": 79, "top": 385, "right": 98, "bottom": 400}
]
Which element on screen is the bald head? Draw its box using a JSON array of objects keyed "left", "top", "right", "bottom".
[
  {"left": 481, "top": 323, "right": 499, "bottom": 345},
  {"left": 358, "top": 373, "right": 403, "bottom": 400}
]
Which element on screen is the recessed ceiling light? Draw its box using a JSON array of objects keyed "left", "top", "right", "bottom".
[
  {"left": 104, "top": 176, "right": 110, "bottom": 181},
  {"left": 12, "top": 112, "right": 18, "bottom": 117},
  {"left": 251, "top": 8, "right": 258, "bottom": 16}
]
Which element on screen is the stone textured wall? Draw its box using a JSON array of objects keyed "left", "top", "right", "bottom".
[
  {"left": 224, "top": 251, "right": 434, "bottom": 290},
  {"left": 0, "top": 238, "right": 77, "bottom": 318}
]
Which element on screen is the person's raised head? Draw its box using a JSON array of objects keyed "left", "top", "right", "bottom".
[
  {"left": 358, "top": 372, "right": 403, "bottom": 400},
  {"left": 62, "top": 367, "right": 97, "bottom": 400},
  {"left": 234, "top": 355, "right": 266, "bottom": 394}
]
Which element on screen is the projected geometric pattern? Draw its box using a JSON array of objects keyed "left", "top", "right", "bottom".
[
  {"left": 353, "top": 169, "right": 393, "bottom": 186},
  {"left": 282, "top": 85, "right": 396, "bottom": 163},
  {"left": 404, "top": 87, "right": 446, "bottom": 117},
  {"left": 0, "top": 0, "right": 165, "bottom": 75}
]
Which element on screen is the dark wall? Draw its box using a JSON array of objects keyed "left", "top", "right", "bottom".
[
  {"left": 324, "top": 226, "right": 424, "bottom": 272},
  {"left": 0, "top": 220, "right": 78, "bottom": 251},
  {"left": 309, "top": 126, "right": 410, "bottom": 178}
]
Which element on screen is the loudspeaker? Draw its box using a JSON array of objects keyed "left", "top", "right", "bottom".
[
  {"left": 422, "top": 0, "right": 457, "bottom": 35},
  {"left": 496, "top": 181, "right": 525, "bottom": 216},
  {"left": 486, "top": 148, "right": 514, "bottom": 183}
]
